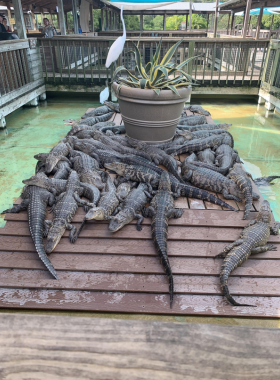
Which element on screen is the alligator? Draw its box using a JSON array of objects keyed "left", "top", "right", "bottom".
[
  {"left": 67, "top": 121, "right": 115, "bottom": 137},
  {"left": 165, "top": 134, "right": 226, "bottom": 156},
  {"left": 46, "top": 171, "right": 93, "bottom": 253},
  {"left": 34, "top": 142, "right": 72, "bottom": 174},
  {"left": 181, "top": 161, "right": 245, "bottom": 202},
  {"left": 184, "top": 105, "right": 211, "bottom": 116},
  {"left": 23, "top": 172, "right": 101, "bottom": 210},
  {"left": 215, "top": 200, "right": 280, "bottom": 307},
  {"left": 74, "top": 172, "right": 119, "bottom": 242},
  {"left": 182, "top": 129, "right": 234, "bottom": 146},
  {"left": 227, "top": 163, "right": 259, "bottom": 219},
  {"left": 70, "top": 150, "right": 105, "bottom": 190},
  {"left": 254, "top": 176, "right": 280, "bottom": 186},
  {"left": 143, "top": 171, "right": 184, "bottom": 308},
  {"left": 178, "top": 115, "right": 207, "bottom": 126},
  {"left": 177, "top": 123, "right": 231, "bottom": 132},
  {"left": 81, "top": 105, "right": 112, "bottom": 119},
  {"left": 104, "top": 100, "right": 121, "bottom": 113},
  {"left": 80, "top": 112, "right": 114, "bottom": 126},
  {"left": 100, "top": 124, "right": 126, "bottom": 135},
  {"left": 35, "top": 159, "right": 46, "bottom": 174},
  {"left": 52, "top": 161, "right": 71, "bottom": 180},
  {"left": 197, "top": 148, "right": 216, "bottom": 164},
  {"left": 104, "top": 162, "right": 237, "bottom": 211},
  {"left": 109, "top": 183, "right": 152, "bottom": 232},
  {"left": 115, "top": 179, "right": 136, "bottom": 201},
  {"left": 92, "top": 130, "right": 152, "bottom": 161},
  {"left": 127, "top": 137, "right": 183, "bottom": 183},
  {"left": 1, "top": 185, "right": 58, "bottom": 279},
  {"left": 106, "top": 133, "right": 133, "bottom": 147}
]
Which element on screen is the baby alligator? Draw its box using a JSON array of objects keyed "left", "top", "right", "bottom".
[
  {"left": 216, "top": 200, "right": 280, "bottom": 306},
  {"left": 143, "top": 171, "right": 184, "bottom": 308}
]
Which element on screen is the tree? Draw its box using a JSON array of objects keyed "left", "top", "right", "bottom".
[
  {"left": 191, "top": 14, "right": 207, "bottom": 29},
  {"left": 123, "top": 15, "right": 140, "bottom": 30},
  {"left": 166, "top": 15, "right": 185, "bottom": 30}
]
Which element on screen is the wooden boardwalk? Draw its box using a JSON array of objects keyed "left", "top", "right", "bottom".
[{"left": 0, "top": 110, "right": 280, "bottom": 318}]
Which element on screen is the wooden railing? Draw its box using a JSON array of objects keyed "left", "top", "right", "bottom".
[
  {"left": 98, "top": 30, "right": 208, "bottom": 38},
  {"left": 261, "top": 40, "right": 280, "bottom": 92},
  {"left": 0, "top": 40, "right": 32, "bottom": 98},
  {"left": 38, "top": 37, "right": 269, "bottom": 87}
]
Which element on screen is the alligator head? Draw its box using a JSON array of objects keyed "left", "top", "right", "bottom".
[
  {"left": 46, "top": 220, "right": 65, "bottom": 253},
  {"left": 104, "top": 162, "right": 125, "bottom": 176},
  {"left": 45, "top": 154, "right": 60, "bottom": 173},
  {"left": 108, "top": 212, "right": 129, "bottom": 232},
  {"left": 85, "top": 207, "right": 105, "bottom": 220},
  {"left": 22, "top": 172, "right": 49, "bottom": 187},
  {"left": 34, "top": 153, "right": 49, "bottom": 162},
  {"left": 116, "top": 182, "right": 131, "bottom": 201},
  {"left": 176, "top": 130, "right": 193, "bottom": 140},
  {"left": 257, "top": 200, "right": 271, "bottom": 224}
]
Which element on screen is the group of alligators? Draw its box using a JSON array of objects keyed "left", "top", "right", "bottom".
[{"left": 2, "top": 101, "right": 280, "bottom": 308}]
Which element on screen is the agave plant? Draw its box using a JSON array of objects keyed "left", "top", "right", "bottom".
[{"left": 113, "top": 38, "right": 196, "bottom": 96}]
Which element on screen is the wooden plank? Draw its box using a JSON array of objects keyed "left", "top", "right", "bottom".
[
  {"left": 0, "top": 41, "right": 29, "bottom": 53},
  {"left": 0, "top": 251, "right": 280, "bottom": 278},
  {"left": 1, "top": 314, "right": 280, "bottom": 379},
  {"left": 0, "top": 270, "right": 280, "bottom": 296},
  {"left": 0, "top": 289, "right": 279, "bottom": 317}
]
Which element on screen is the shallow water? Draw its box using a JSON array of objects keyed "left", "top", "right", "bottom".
[{"left": 0, "top": 97, "right": 280, "bottom": 228}]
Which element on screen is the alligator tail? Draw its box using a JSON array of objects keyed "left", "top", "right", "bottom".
[
  {"left": 221, "top": 281, "right": 255, "bottom": 307},
  {"left": 243, "top": 189, "right": 253, "bottom": 220},
  {"left": 160, "top": 255, "right": 174, "bottom": 308},
  {"left": 265, "top": 176, "right": 280, "bottom": 183},
  {"left": 36, "top": 241, "right": 58, "bottom": 279},
  {"left": 182, "top": 186, "right": 237, "bottom": 211}
]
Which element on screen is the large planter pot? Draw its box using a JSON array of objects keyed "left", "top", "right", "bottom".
[{"left": 113, "top": 82, "right": 191, "bottom": 143}]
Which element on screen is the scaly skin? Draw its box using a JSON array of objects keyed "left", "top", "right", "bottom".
[
  {"left": 46, "top": 171, "right": 92, "bottom": 253},
  {"left": 53, "top": 161, "right": 71, "bottom": 180},
  {"left": 184, "top": 105, "right": 211, "bottom": 116},
  {"left": 178, "top": 115, "right": 207, "bottom": 126},
  {"left": 127, "top": 138, "right": 183, "bottom": 183},
  {"left": 35, "top": 142, "right": 71, "bottom": 174},
  {"left": 165, "top": 134, "right": 226, "bottom": 156},
  {"left": 216, "top": 200, "right": 279, "bottom": 306},
  {"left": 22, "top": 172, "right": 100, "bottom": 209},
  {"left": 115, "top": 180, "right": 136, "bottom": 201},
  {"left": 1, "top": 186, "right": 58, "bottom": 279},
  {"left": 109, "top": 183, "right": 152, "bottom": 232},
  {"left": 181, "top": 162, "right": 244, "bottom": 202},
  {"left": 228, "top": 163, "right": 257, "bottom": 219},
  {"left": 104, "top": 162, "right": 237, "bottom": 211},
  {"left": 93, "top": 130, "right": 152, "bottom": 161},
  {"left": 197, "top": 148, "right": 216, "bottom": 165},
  {"left": 81, "top": 105, "right": 111, "bottom": 119},
  {"left": 182, "top": 129, "right": 234, "bottom": 148},
  {"left": 67, "top": 121, "right": 115, "bottom": 137},
  {"left": 177, "top": 123, "right": 231, "bottom": 132},
  {"left": 104, "top": 100, "right": 120, "bottom": 113},
  {"left": 254, "top": 176, "right": 280, "bottom": 186},
  {"left": 100, "top": 124, "right": 126, "bottom": 135},
  {"left": 80, "top": 112, "right": 114, "bottom": 126},
  {"left": 143, "top": 172, "right": 184, "bottom": 308},
  {"left": 70, "top": 150, "right": 105, "bottom": 190}
]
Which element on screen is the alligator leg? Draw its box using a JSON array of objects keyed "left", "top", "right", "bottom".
[
  {"left": 252, "top": 192, "right": 260, "bottom": 200},
  {"left": 73, "top": 193, "right": 94, "bottom": 209},
  {"left": 183, "top": 170, "right": 193, "bottom": 182},
  {"left": 44, "top": 220, "right": 52, "bottom": 238},
  {"left": 142, "top": 206, "right": 155, "bottom": 218},
  {"left": 167, "top": 208, "right": 184, "bottom": 219},
  {"left": 222, "top": 189, "right": 242, "bottom": 203},
  {"left": 215, "top": 239, "right": 244, "bottom": 258},
  {"left": 135, "top": 213, "right": 144, "bottom": 231},
  {"left": 1, "top": 199, "right": 29, "bottom": 214},
  {"left": 270, "top": 222, "right": 280, "bottom": 235},
  {"left": 251, "top": 244, "right": 277, "bottom": 254},
  {"left": 68, "top": 223, "right": 77, "bottom": 244}
]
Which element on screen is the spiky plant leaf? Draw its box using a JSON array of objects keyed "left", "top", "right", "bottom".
[
  {"left": 166, "top": 85, "right": 181, "bottom": 96},
  {"left": 140, "top": 79, "right": 148, "bottom": 89},
  {"left": 160, "top": 39, "right": 183, "bottom": 66},
  {"left": 153, "top": 88, "right": 160, "bottom": 95}
]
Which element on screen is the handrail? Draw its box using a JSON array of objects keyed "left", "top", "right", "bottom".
[{"left": 0, "top": 39, "right": 29, "bottom": 53}]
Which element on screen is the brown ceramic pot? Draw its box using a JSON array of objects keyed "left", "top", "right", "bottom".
[{"left": 113, "top": 82, "right": 191, "bottom": 143}]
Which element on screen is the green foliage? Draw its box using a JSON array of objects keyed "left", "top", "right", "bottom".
[
  {"left": 123, "top": 15, "right": 140, "bottom": 30},
  {"left": 143, "top": 15, "right": 164, "bottom": 30},
  {"left": 166, "top": 15, "right": 185, "bottom": 30},
  {"left": 113, "top": 38, "right": 196, "bottom": 95},
  {"left": 191, "top": 14, "right": 207, "bottom": 29}
]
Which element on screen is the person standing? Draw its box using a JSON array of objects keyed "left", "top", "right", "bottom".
[
  {"left": 42, "top": 17, "right": 57, "bottom": 38},
  {"left": 0, "top": 14, "right": 7, "bottom": 32}
]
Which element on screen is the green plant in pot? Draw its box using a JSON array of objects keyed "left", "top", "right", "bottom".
[{"left": 112, "top": 38, "right": 196, "bottom": 143}]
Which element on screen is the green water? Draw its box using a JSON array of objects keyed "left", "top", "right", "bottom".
[{"left": 0, "top": 97, "right": 280, "bottom": 228}]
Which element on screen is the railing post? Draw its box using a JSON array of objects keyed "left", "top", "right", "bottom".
[
  {"left": 57, "top": 0, "right": 66, "bottom": 35},
  {"left": 188, "top": 41, "right": 195, "bottom": 76},
  {"left": 72, "top": 0, "right": 79, "bottom": 34}
]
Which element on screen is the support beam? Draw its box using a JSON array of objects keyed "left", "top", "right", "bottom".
[
  {"left": 242, "top": 0, "right": 252, "bottom": 38},
  {"left": 186, "top": 14, "right": 188, "bottom": 30},
  {"left": 7, "top": 6, "right": 14, "bottom": 32},
  {"left": 12, "top": 0, "right": 27, "bottom": 39},
  {"left": 57, "top": 0, "right": 66, "bottom": 35},
  {"left": 163, "top": 13, "right": 166, "bottom": 30},
  {"left": 101, "top": 9, "right": 104, "bottom": 31},
  {"left": 226, "top": 12, "right": 230, "bottom": 35},
  {"left": 140, "top": 14, "right": 143, "bottom": 31},
  {"left": 269, "top": 15, "right": 274, "bottom": 39},
  {"left": 65, "top": 11, "right": 68, "bottom": 31},
  {"left": 72, "top": 0, "right": 78, "bottom": 34},
  {"left": 89, "top": 4, "right": 94, "bottom": 32},
  {"left": 230, "top": 12, "right": 235, "bottom": 35},
  {"left": 105, "top": 9, "right": 108, "bottom": 30},
  {"left": 109, "top": 10, "right": 112, "bottom": 30},
  {"left": 188, "top": 1, "right": 192, "bottom": 31},
  {"left": 29, "top": 7, "right": 36, "bottom": 31},
  {"left": 206, "top": 14, "right": 209, "bottom": 33},
  {"left": 213, "top": 0, "right": 219, "bottom": 38}
]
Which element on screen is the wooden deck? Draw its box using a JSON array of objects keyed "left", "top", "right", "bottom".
[{"left": 0, "top": 110, "right": 280, "bottom": 318}]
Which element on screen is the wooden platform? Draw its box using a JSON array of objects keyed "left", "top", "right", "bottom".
[{"left": 0, "top": 110, "right": 280, "bottom": 318}]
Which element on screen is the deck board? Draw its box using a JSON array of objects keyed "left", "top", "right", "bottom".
[{"left": 0, "top": 109, "right": 279, "bottom": 317}]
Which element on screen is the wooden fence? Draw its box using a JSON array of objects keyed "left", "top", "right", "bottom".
[{"left": 39, "top": 37, "right": 269, "bottom": 87}]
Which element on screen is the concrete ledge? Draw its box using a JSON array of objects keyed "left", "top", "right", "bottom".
[
  {"left": 192, "top": 87, "right": 259, "bottom": 96},
  {"left": 258, "top": 88, "right": 280, "bottom": 111},
  {"left": 46, "top": 84, "right": 106, "bottom": 93}
]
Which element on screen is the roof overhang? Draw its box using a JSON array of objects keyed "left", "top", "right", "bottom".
[{"left": 220, "top": 0, "right": 280, "bottom": 12}]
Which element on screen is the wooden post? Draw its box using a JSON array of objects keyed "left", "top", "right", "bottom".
[
  {"left": 12, "top": 0, "right": 27, "bottom": 39},
  {"left": 188, "top": 1, "right": 192, "bottom": 31},
  {"left": 29, "top": 6, "right": 37, "bottom": 31},
  {"left": 57, "top": 0, "right": 66, "bottom": 35},
  {"left": 242, "top": 0, "right": 252, "bottom": 38},
  {"left": 72, "top": 0, "right": 79, "bottom": 34},
  {"left": 214, "top": 0, "right": 219, "bottom": 38},
  {"left": 206, "top": 14, "right": 209, "bottom": 33},
  {"left": 255, "top": 6, "right": 264, "bottom": 40},
  {"left": 226, "top": 13, "right": 230, "bottom": 35},
  {"left": 49, "top": 12, "right": 53, "bottom": 24},
  {"left": 101, "top": 9, "right": 104, "bottom": 31},
  {"left": 7, "top": 6, "right": 14, "bottom": 32},
  {"left": 269, "top": 15, "right": 275, "bottom": 39},
  {"left": 89, "top": 4, "right": 94, "bottom": 32},
  {"left": 163, "top": 13, "right": 166, "bottom": 30},
  {"left": 140, "top": 14, "right": 143, "bottom": 31},
  {"left": 230, "top": 11, "right": 235, "bottom": 35},
  {"left": 186, "top": 14, "right": 188, "bottom": 30},
  {"left": 105, "top": 9, "right": 108, "bottom": 30},
  {"left": 65, "top": 11, "right": 68, "bottom": 31}
]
